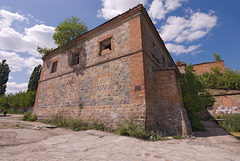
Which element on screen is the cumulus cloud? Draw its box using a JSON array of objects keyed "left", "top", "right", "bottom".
[
  {"left": 97, "top": 0, "right": 147, "bottom": 20},
  {"left": 0, "top": 9, "right": 56, "bottom": 56},
  {"left": 0, "top": 50, "right": 42, "bottom": 73},
  {"left": 148, "top": 0, "right": 187, "bottom": 20},
  {"left": 6, "top": 82, "right": 28, "bottom": 94},
  {"left": 165, "top": 43, "right": 201, "bottom": 55},
  {"left": 160, "top": 10, "right": 217, "bottom": 43}
]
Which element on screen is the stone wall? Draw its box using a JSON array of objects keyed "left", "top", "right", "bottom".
[
  {"left": 34, "top": 5, "right": 192, "bottom": 135},
  {"left": 207, "top": 89, "right": 240, "bottom": 116},
  {"left": 140, "top": 15, "right": 192, "bottom": 135},
  {"left": 153, "top": 69, "right": 192, "bottom": 135},
  {"left": 35, "top": 16, "right": 147, "bottom": 128}
]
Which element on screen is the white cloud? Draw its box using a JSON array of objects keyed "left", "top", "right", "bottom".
[
  {"left": 0, "top": 9, "right": 56, "bottom": 56},
  {"left": 160, "top": 10, "right": 217, "bottom": 43},
  {"left": 165, "top": 43, "right": 201, "bottom": 55},
  {"left": 0, "top": 50, "right": 42, "bottom": 73},
  {"left": 97, "top": 0, "right": 147, "bottom": 20},
  {"left": 9, "top": 76, "right": 13, "bottom": 80},
  {"left": 148, "top": 0, "right": 186, "bottom": 20},
  {"left": 6, "top": 82, "right": 28, "bottom": 94}
]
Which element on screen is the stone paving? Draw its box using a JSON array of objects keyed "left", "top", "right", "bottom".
[{"left": 0, "top": 115, "right": 240, "bottom": 161}]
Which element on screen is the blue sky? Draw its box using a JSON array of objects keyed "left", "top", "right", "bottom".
[{"left": 0, "top": 0, "right": 239, "bottom": 93}]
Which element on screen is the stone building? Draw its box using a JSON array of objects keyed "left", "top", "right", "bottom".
[{"left": 34, "top": 4, "right": 192, "bottom": 135}]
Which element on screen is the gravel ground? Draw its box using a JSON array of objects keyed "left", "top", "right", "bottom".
[{"left": 0, "top": 114, "right": 239, "bottom": 161}]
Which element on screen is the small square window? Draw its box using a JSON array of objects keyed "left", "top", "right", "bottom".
[
  {"left": 71, "top": 53, "right": 80, "bottom": 66},
  {"left": 100, "top": 38, "right": 112, "bottom": 56},
  {"left": 51, "top": 61, "right": 58, "bottom": 73}
]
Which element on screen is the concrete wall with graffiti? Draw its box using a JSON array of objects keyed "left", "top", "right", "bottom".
[{"left": 207, "top": 89, "right": 240, "bottom": 116}]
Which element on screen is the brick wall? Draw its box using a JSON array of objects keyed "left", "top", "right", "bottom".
[
  {"left": 207, "top": 89, "right": 240, "bottom": 116},
  {"left": 140, "top": 15, "right": 192, "bottom": 135},
  {"left": 34, "top": 15, "right": 147, "bottom": 128},
  {"left": 193, "top": 61, "right": 226, "bottom": 75},
  {"left": 34, "top": 5, "right": 192, "bottom": 135}
]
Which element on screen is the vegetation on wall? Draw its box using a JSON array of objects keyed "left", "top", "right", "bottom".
[
  {"left": 200, "top": 67, "right": 240, "bottom": 90},
  {"left": 180, "top": 64, "right": 215, "bottom": 131},
  {"left": 53, "top": 16, "right": 88, "bottom": 48}
]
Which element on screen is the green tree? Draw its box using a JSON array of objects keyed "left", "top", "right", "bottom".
[
  {"left": 28, "top": 64, "right": 42, "bottom": 92},
  {"left": 53, "top": 16, "right": 88, "bottom": 48},
  {"left": 37, "top": 46, "right": 54, "bottom": 56},
  {"left": 0, "top": 60, "right": 11, "bottom": 96},
  {"left": 180, "top": 64, "right": 215, "bottom": 131},
  {"left": 200, "top": 67, "right": 240, "bottom": 89},
  {"left": 213, "top": 52, "right": 221, "bottom": 61}
]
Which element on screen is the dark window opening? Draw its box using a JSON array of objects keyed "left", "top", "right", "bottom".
[
  {"left": 71, "top": 53, "right": 80, "bottom": 66},
  {"left": 100, "top": 38, "right": 112, "bottom": 55},
  {"left": 51, "top": 61, "right": 58, "bottom": 73}
]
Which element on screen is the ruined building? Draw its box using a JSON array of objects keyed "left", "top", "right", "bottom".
[{"left": 34, "top": 4, "right": 192, "bottom": 135}]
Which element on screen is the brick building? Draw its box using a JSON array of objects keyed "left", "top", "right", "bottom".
[
  {"left": 176, "top": 61, "right": 240, "bottom": 116},
  {"left": 34, "top": 4, "right": 192, "bottom": 135}
]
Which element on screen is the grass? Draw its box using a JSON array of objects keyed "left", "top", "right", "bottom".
[
  {"left": 114, "top": 119, "right": 166, "bottom": 141},
  {"left": 217, "top": 114, "right": 240, "bottom": 132},
  {"left": 172, "top": 134, "right": 185, "bottom": 139},
  {"left": 42, "top": 114, "right": 169, "bottom": 141}
]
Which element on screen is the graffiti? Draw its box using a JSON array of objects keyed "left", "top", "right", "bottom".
[{"left": 215, "top": 106, "right": 240, "bottom": 115}]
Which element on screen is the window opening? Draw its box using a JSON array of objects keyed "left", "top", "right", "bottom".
[
  {"left": 51, "top": 61, "right": 58, "bottom": 73},
  {"left": 71, "top": 53, "right": 80, "bottom": 66},
  {"left": 100, "top": 38, "right": 112, "bottom": 55}
]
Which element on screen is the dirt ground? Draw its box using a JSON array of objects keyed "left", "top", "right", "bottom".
[{"left": 0, "top": 114, "right": 239, "bottom": 161}]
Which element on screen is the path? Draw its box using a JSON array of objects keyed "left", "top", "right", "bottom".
[{"left": 0, "top": 115, "right": 239, "bottom": 161}]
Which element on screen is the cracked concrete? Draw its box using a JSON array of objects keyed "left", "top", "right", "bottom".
[{"left": 0, "top": 114, "right": 239, "bottom": 161}]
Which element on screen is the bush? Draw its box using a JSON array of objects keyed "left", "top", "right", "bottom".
[
  {"left": 219, "top": 114, "right": 240, "bottom": 132},
  {"left": 23, "top": 111, "right": 37, "bottom": 122},
  {"left": 180, "top": 64, "right": 214, "bottom": 131}
]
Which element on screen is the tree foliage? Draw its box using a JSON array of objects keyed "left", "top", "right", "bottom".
[
  {"left": 200, "top": 67, "right": 240, "bottom": 89},
  {"left": 0, "top": 60, "right": 11, "bottom": 96},
  {"left": 28, "top": 64, "right": 42, "bottom": 92},
  {"left": 37, "top": 46, "right": 54, "bottom": 56},
  {"left": 180, "top": 64, "right": 215, "bottom": 131},
  {"left": 0, "top": 91, "right": 36, "bottom": 112},
  {"left": 53, "top": 16, "right": 88, "bottom": 48},
  {"left": 213, "top": 52, "right": 221, "bottom": 61}
]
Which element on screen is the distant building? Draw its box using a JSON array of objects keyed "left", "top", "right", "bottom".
[
  {"left": 176, "top": 60, "right": 240, "bottom": 116},
  {"left": 34, "top": 4, "right": 192, "bottom": 135}
]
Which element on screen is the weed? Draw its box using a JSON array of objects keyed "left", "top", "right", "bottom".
[
  {"left": 219, "top": 114, "right": 240, "bottom": 132},
  {"left": 114, "top": 119, "right": 166, "bottom": 141},
  {"left": 22, "top": 111, "right": 37, "bottom": 122},
  {"left": 172, "top": 134, "right": 185, "bottom": 139}
]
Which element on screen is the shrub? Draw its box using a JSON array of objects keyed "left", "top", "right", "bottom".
[
  {"left": 219, "top": 114, "right": 240, "bottom": 132},
  {"left": 180, "top": 64, "right": 214, "bottom": 131},
  {"left": 23, "top": 111, "right": 37, "bottom": 122}
]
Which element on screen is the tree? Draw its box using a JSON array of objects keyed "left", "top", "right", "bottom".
[
  {"left": 180, "top": 64, "right": 215, "bottom": 131},
  {"left": 200, "top": 67, "right": 240, "bottom": 89},
  {"left": 213, "top": 52, "right": 221, "bottom": 61},
  {"left": 37, "top": 46, "right": 54, "bottom": 56},
  {"left": 28, "top": 64, "right": 42, "bottom": 92},
  {"left": 53, "top": 16, "right": 88, "bottom": 48},
  {"left": 0, "top": 60, "right": 11, "bottom": 96}
]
